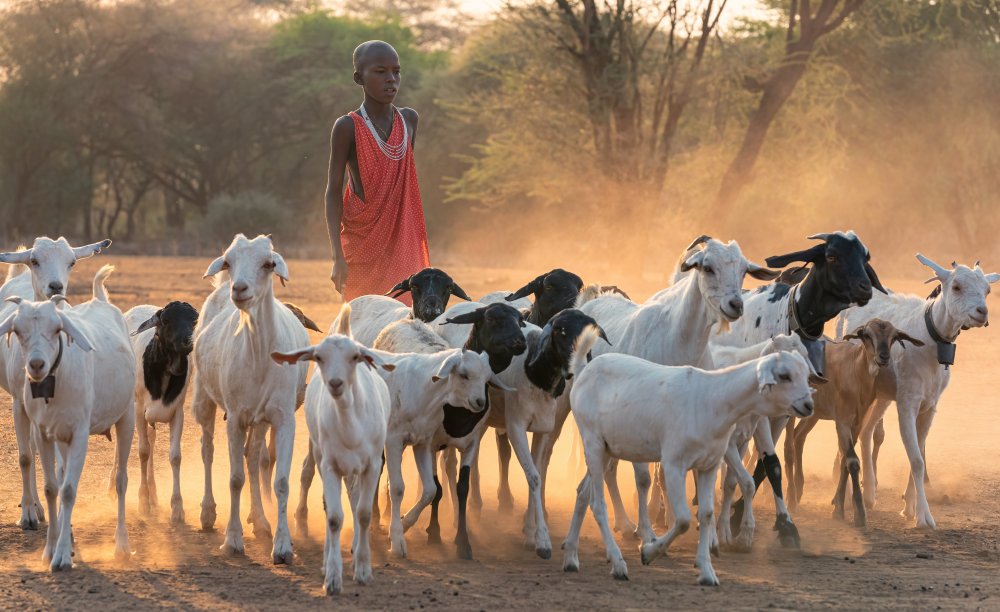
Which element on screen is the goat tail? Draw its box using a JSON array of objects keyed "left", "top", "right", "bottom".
[
  {"left": 4, "top": 245, "right": 30, "bottom": 282},
  {"left": 575, "top": 284, "right": 603, "bottom": 308},
  {"left": 93, "top": 264, "right": 115, "bottom": 302},
  {"left": 570, "top": 325, "right": 602, "bottom": 380}
]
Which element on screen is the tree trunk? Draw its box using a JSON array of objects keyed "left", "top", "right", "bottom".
[{"left": 714, "top": 59, "right": 809, "bottom": 217}]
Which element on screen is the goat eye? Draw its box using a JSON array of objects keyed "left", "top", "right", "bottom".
[
  {"left": 826, "top": 256, "right": 838, "bottom": 263},
  {"left": 30, "top": 259, "right": 38, "bottom": 267},
  {"left": 263, "top": 261, "right": 275, "bottom": 270},
  {"left": 69, "top": 261, "right": 75, "bottom": 268},
  {"left": 778, "top": 373, "right": 792, "bottom": 382},
  {"left": 703, "top": 266, "right": 714, "bottom": 275},
  {"left": 953, "top": 285, "right": 961, "bottom": 293}
]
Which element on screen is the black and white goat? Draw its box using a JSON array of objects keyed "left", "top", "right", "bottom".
[
  {"left": 124, "top": 301, "right": 199, "bottom": 524},
  {"left": 720, "top": 231, "right": 885, "bottom": 547},
  {"left": 348, "top": 268, "right": 472, "bottom": 347}
]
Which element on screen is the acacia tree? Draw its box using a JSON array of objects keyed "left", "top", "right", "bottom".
[
  {"left": 715, "top": 0, "right": 865, "bottom": 211},
  {"left": 526, "top": 0, "right": 728, "bottom": 185}
]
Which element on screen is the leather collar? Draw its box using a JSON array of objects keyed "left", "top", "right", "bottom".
[{"left": 787, "top": 284, "right": 822, "bottom": 341}]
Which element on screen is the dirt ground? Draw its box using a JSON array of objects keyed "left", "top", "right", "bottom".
[{"left": 1, "top": 254, "right": 999, "bottom": 610}]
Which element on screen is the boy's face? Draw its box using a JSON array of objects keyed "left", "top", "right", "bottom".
[{"left": 354, "top": 47, "right": 401, "bottom": 105}]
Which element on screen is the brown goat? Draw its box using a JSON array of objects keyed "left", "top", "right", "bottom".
[{"left": 784, "top": 319, "right": 923, "bottom": 526}]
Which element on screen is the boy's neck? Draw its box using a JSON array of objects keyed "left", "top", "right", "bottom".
[{"left": 362, "top": 97, "right": 394, "bottom": 122}]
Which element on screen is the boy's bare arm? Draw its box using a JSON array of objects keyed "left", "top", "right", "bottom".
[{"left": 326, "top": 116, "right": 355, "bottom": 293}]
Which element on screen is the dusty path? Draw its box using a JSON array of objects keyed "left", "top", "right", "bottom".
[{"left": 1, "top": 255, "right": 998, "bottom": 610}]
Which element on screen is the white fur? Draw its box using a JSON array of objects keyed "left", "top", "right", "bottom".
[
  {"left": 0, "top": 236, "right": 110, "bottom": 531},
  {"left": 346, "top": 294, "right": 412, "bottom": 347},
  {"left": 0, "top": 265, "right": 134, "bottom": 570},
  {"left": 563, "top": 346, "right": 815, "bottom": 584},
  {"left": 190, "top": 234, "right": 309, "bottom": 563},
  {"left": 273, "top": 306, "right": 392, "bottom": 595},
  {"left": 837, "top": 254, "right": 999, "bottom": 528}
]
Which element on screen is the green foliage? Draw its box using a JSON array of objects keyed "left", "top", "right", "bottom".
[{"left": 201, "top": 192, "right": 294, "bottom": 245}]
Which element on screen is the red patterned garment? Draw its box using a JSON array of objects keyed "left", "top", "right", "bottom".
[{"left": 341, "top": 108, "right": 430, "bottom": 305}]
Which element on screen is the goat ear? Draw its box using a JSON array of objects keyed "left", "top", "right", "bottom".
[
  {"left": 842, "top": 326, "right": 866, "bottom": 342},
  {"left": 764, "top": 244, "right": 826, "bottom": 269},
  {"left": 444, "top": 308, "right": 485, "bottom": 325},
  {"left": 894, "top": 331, "right": 925, "bottom": 348},
  {"left": 283, "top": 302, "right": 321, "bottom": 332},
  {"left": 432, "top": 352, "right": 462, "bottom": 382},
  {"left": 385, "top": 276, "right": 412, "bottom": 298},
  {"left": 334, "top": 304, "right": 353, "bottom": 338},
  {"left": 528, "top": 325, "right": 553, "bottom": 370},
  {"left": 131, "top": 310, "right": 162, "bottom": 337},
  {"left": 756, "top": 360, "right": 777, "bottom": 393},
  {"left": 594, "top": 324, "right": 611, "bottom": 346},
  {"left": 508, "top": 274, "right": 546, "bottom": 301},
  {"left": 599, "top": 285, "right": 631, "bottom": 300},
  {"left": 985, "top": 273, "right": 1000, "bottom": 284},
  {"left": 270, "top": 347, "right": 314, "bottom": 364},
  {"left": 808, "top": 372, "right": 829, "bottom": 385},
  {"left": 57, "top": 312, "right": 95, "bottom": 352},
  {"left": 203, "top": 255, "right": 228, "bottom": 279},
  {"left": 0, "top": 249, "right": 31, "bottom": 265},
  {"left": 0, "top": 311, "right": 15, "bottom": 346},
  {"left": 6, "top": 296, "right": 23, "bottom": 306},
  {"left": 71, "top": 239, "right": 112, "bottom": 260},
  {"left": 272, "top": 253, "right": 290, "bottom": 286},
  {"left": 865, "top": 262, "right": 887, "bottom": 294},
  {"left": 747, "top": 261, "right": 781, "bottom": 281},
  {"left": 449, "top": 282, "right": 473, "bottom": 302},
  {"left": 488, "top": 371, "right": 515, "bottom": 392},
  {"left": 361, "top": 348, "right": 395, "bottom": 372},
  {"left": 680, "top": 250, "right": 704, "bottom": 273}
]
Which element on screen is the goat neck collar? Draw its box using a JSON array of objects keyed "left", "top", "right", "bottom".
[
  {"left": 924, "top": 300, "right": 958, "bottom": 368},
  {"left": 29, "top": 336, "right": 63, "bottom": 403},
  {"left": 787, "top": 284, "right": 822, "bottom": 341}
]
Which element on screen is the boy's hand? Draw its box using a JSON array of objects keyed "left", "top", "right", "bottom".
[{"left": 331, "top": 257, "right": 349, "bottom": 297}]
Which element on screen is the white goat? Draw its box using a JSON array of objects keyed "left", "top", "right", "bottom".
[
  {"left": 575, "top": 236, "right": 779, "bottom": 535},
  {"left": 0, "top": 266, "right": 134, "bottom": 571},
  {"left": 123, "top": 301, "right": 199, "bottom": 524},
  {"left": 272, "top": 305, "right": 393, "bottom": 595},
  {"left": 190, "top": 234, "right": 309, "bottom": 563},
  {"left": 838, "top": 254, "right": 999, "bottom": 528},
  {"left": 0, "top": 236, "right": 111, "bottom": 530},
  {"left": 563, "top": 345, "right": 816, "bottom": 585}
]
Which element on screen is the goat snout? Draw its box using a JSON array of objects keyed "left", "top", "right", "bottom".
[
  {"left": 231, "top": 282, "right": 251, "bottom": 304},
  {"left": 47, "top": 281, "right": 64, "bottom": 296},
  {"left": 794, "top": 399, "right": 814, "bottom": 417},
  {"left": 328, "top": 379, "right": 345, "bottom": 397},
  {"left": 27, "top": 358, "right": 46, "bottom": 380},
  {"left": 726, "top": 297, "right": 743, "bottom": 318},
  {"left": 474, "top": 396, "right": 487, "bottom": 411},
  {"left": 973, "top": 305, "right": 988, "bottom": 325}
]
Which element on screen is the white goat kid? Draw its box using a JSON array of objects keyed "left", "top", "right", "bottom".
[
  {"left": 576, "top": 236, "right": 778, "bottom": 535},
  {"left": 190, "top": 234, "right": 309, "bottom": 563},
  {"left": 0, "top": 265, "right": 134, "bottom": 571},
  {"left": 839, "top": 254, "right": 999, "bottom": 528},
  {"left": 272, "top": 306, "right": 393, "bottom": 595},
  {"left": 0, "top": 237, "right": 111, "bottom": 530},
  {"left": 564, "top": 347, "right": 816, "bottom": 585}
]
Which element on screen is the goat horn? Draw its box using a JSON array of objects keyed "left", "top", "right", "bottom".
[
  {"left": 807, "top": 233, "right": 833, "bottom": 242},
  {"left": 684, "top": 235, "right": 712, "bottom": 251}
]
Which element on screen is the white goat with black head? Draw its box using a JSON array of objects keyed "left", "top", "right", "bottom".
[
  {"left": 720, "top": 231, "right": 885, "bottom": 548},
  {"left": 124, "top": 301, "right": 199, "bottom": 524},
  {"left": 0, "top": 266, "right": 134, "bottom": 571},
  {"left": 0, "top": 236, "right": 111, "bottom": 531},
  {"left": 346, "top": 268, "right": 472, "bottom": 347},
  {"left": 838, "top": 254, "right": 999, "bottom": 528},
  {"left": 272, "top": 305, "right": 394, "bottom": 595},
  {"left": 190, "top": 234, "right": 309, "bottom": 563}
]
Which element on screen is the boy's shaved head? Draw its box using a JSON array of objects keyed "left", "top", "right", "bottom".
[{"left": 353, "top": 40, "right": 399, "bottom": 72}]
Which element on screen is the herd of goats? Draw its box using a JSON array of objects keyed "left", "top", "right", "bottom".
[{"left": 0, "top": 230, "right": 995, "bottom": 594}]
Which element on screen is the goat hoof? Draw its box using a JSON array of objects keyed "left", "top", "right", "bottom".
[
  {"left": 456, "top": 539, "right": 473, "bottom": 561},
  {"left": 711, "top": 544, "right": 720, "bottom": 558},
  {"left": 535, "top": 546, "right": 552, "bottom": 560},
  {"left": 200, "top": 504, "right": 217, "bottom": 532},
  {"left": 426, "top": 526, "right": 442, "bottom": 545},
  {"left": 832, "top": 507, "right": 845, "bottom": 522},
  {"left": 774, "top": 516, "right": 801, "bottom": 549},
  {"left": 324, "top": 582, "right": 342, "bottom": 596},
  {"left": 18, "top": 517, "right": 39, "bottom": 531},
  {"left": 854, "top": 515, "right": 868, "bottom": 529},
  {"left": 273, "top": 550, "right": 294, "bottom": 565},
  {"left": 698, "top": 575, "right": 720, "bottom": 587}
]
